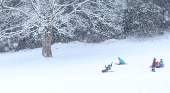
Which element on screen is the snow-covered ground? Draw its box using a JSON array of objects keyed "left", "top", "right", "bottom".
[{"left": 0, "top": 33, "right": 170, "bottom": 93}]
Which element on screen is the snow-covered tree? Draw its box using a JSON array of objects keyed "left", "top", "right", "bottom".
[
  {"left": 0, "top": 0, "right": 125, "bottom": 55},
  {"left": 1, "top": 0, "right": 167, "bottom": 55},
  {"left": 124, "top": 0, "right": 164, "bottom": 37}
]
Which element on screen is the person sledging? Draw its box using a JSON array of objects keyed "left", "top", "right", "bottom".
[
  {"left": 118, "top": 57, "right": 125, "bottom": 65},
  {"left": 156, "top": 59, "right": 164, "bottom": 68},
  {"left": 102, "top": 62, "right": 113, "bottom": 73}
]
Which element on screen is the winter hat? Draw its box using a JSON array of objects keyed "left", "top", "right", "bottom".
[{"left": 118, "top": 57, "right": 120, "bottom": 59}]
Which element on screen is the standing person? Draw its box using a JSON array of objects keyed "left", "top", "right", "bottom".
[
  {"left": 152, "top": 58, "right": 156, "bottom": 72},
  {"left": 118, "top": 57, "right": 125, "bottom": 65},
  {"left": 156, "top": 59, "right": 164, "bottom": 68}
]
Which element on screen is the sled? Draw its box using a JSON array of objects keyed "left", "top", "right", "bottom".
[
  {"left": 150, "top": 62, "right": 159, "bottom": 68},
  {"left": 115, "top": 63, "right": 127, "bottom": 65},
  {"left": 102, "top": 71, "right": 115, "bottom": 73}
]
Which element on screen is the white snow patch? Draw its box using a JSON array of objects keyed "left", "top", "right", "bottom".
[{"left": 0, "top": 33, "right": 170, "bottom": 93}]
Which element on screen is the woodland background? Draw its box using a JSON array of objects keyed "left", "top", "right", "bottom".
[{"left": 0, "top": 0, "right": 170, "bottom": 53}]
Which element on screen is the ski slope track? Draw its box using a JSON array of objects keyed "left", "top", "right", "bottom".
[{"left": 0, "top": 33, "right": 170, "bottom": 93}]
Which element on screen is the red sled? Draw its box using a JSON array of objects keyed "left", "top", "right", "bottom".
[
  {"left": 150, "top": 62, "right": 159, "bottom": 68},
  {"left": 102, "top": 71, "right": 115, "bottom": 73},
  {"left": 108, "top": 71, "right": 115, "bottom": 72}
]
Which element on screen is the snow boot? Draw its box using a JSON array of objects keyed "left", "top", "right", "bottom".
[
  {"left": 102, "top": 69, "right": 108, "bottom": 73},
  {"left": 151, "top": 69, "right": 155, "bottom": 72}
]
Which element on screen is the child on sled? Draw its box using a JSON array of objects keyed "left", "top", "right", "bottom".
[
  {"left": 102, "top": 62, "right": 113, "bottom": 73},
  {"left": 118, "top": 57, "right": 125, "bottom": 65},
  {"left": 156, "top": 59, "right": 164, "bottom": 68}
]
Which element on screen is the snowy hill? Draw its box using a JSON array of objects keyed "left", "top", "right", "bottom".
[{"left": 0, "top": 33, "right": 170, "bottom": 93}]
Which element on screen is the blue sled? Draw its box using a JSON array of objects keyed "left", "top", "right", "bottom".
[{"left": 115, "top": 63, "right": 127, "bottom": 65}]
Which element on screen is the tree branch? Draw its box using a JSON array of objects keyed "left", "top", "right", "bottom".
[
  {"left": 0, "top": 0, "right": 29, "bottom": 17},
  {"left": 1, "top": 24, "right": 23, "bottom": 32},
  {"left": 68, "top": 0, "right": 90, "bottom": 15},
  {"left": 54, "top": 0, "right": 76, "bottom": 7}
]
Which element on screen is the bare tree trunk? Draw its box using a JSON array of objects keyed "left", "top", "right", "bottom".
[
  {"left": 42, "top": 0, "right": 53, "bottom": 57},
  {"left": 42, "top": 25, "right": 53, "bottom": 57}
]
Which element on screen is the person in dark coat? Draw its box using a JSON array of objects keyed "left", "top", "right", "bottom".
[
  {"left": 102, "top": 62, "right": 113, "bottom": 73},
  {"left": 152, "top": 58, "right": 156, "bottom": 72}
]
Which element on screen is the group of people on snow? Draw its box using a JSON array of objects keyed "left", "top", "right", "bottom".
[
  {"left": 102, "top": 57, "right": 125, "bottom": 73},
  {"left": 151, "top": 58, "right": 164, "bottom": 72},
  {"left": 102, "top": 57, "right": 164, "bottom": 73}
]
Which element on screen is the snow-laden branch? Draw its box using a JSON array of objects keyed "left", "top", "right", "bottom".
[
  {"left": 1, "top": 24, "right": 23, "bottom": 32},
  {"left": 0, "top": 0, "right": 29, "bottom": 17},
  {"left": 30, "top": 0, "right": 41, "bottom": 14},
  {"left": 54, "top": 0, "right": 76, "bottom": 7},
  {"left": 0, "top": 8, "right": 29, "bottom": 17},
  {"left": 1, "top": 0, "right": 125, "bottom": 41},
  {"left": 68, "top": 0, "right": 90, "bottom": 15},
  {"left": 0, "top": 0, "right": 7, "bottom": 9}
]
